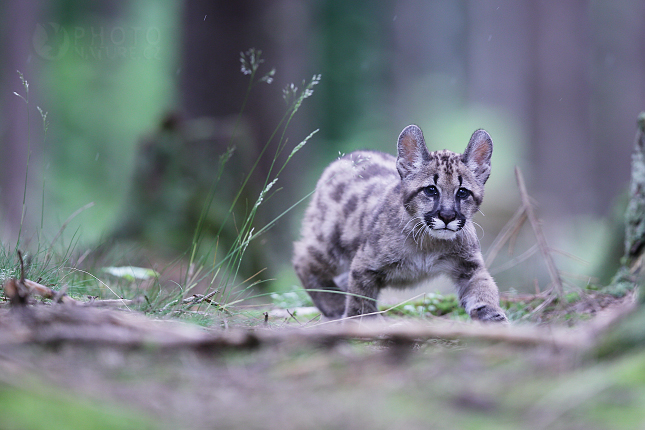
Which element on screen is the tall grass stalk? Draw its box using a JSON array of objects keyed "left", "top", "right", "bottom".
[
  {"left": 37, "top": 106, "right": 49, "bottom": 232},
  {"left": 13, "top": 71, "right": 31, "bottom": 250},
  {"left": 169, "top": 51, "right": 320, "bottom": 317},
  {"left": 187, "top": 49, "right": 274, "bottom": 273},
  {"left": 213, "top": 75, "right": 321, "bottom": 308}
]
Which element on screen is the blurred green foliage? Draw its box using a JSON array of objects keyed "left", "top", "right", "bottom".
[
  {"left": 38, "top": 0, "right": 179, "bottom": 244},
  {"left": 0, "top": 381, "right": 155, "bottom": 430}
]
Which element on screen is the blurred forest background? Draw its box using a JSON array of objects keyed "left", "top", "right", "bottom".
[{"left": 0, "top": 0, "right": 644, "bottom": 297}]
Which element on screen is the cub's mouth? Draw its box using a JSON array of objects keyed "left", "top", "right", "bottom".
[{"left": 424, "top": 212, "right": 466, "bottom": 239}]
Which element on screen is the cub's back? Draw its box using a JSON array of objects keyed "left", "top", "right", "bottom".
[{"left": 295, "top": 150, "right": 400, "bottom": 271}]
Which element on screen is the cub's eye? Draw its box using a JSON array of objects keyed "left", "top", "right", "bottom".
[
  {"left": 456, "top": 188, "right": 470, "bottom": 199},
  {"left": 424, "top": 185, "right": 439, "bottom": 197}
]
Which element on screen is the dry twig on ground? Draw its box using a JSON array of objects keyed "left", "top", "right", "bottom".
[
  {"left": 484, "top": 167, "right": 566, "bottom": 318},
  {"left": 514, "top": 167, "right": 565, "bottom": 299}
]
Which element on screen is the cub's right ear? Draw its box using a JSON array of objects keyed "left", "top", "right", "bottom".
[{"left": 397, "top": 125, "right": 430, "bottom": 179}]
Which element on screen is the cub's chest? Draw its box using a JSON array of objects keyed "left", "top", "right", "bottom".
[{"left": 380, "top": 250, "right": 453, "bottom": 289}]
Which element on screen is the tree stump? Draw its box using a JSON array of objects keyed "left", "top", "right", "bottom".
[{"left": 607, "top": 112, "right": 645, "bottom": 296}]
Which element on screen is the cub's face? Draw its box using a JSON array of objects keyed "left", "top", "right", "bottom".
[{"left": 396, "top": 126, "right": 492, "bottom": 241}]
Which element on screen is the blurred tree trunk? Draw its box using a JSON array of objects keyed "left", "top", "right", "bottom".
[
  {"left": 469, "top": 1, "right": 593, "bottom": 218},
  {"left": 622, "top": 114, "right": 645, "bottom": 272},
  {"left": 467, "top": 2, "right": 533, "bottom": 135},
  {"left": 606, "top": 113, "right": 645, "bottom": 297},
  {"left": 527, "top": 1, "right": 593, "bottom": 217},
  {"left": 589, "top": 0, "right": 645, "bottom": 214},
  {"left": 180, "top": 0, "right": 311, "bottom": 169},
  {"left": 179, "top": 1, "right": 311, "bottom": 272},
  {"left": 467, "top": 0, "right": 643, "bottom": 220},
  {"left": 392, "top": 1, "right": 466, "bottom": 126},
  {"left": 0, "top": 0, "right": 37, "bottom": 242}
]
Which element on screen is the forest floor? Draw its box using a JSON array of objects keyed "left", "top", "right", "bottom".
[{"left": 0, "top": 287, "right": 642, "bottom": 430}]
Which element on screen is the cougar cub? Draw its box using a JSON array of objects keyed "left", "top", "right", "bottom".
[{"left": 293, "top": 125, "right": 507, "bottom": 322}]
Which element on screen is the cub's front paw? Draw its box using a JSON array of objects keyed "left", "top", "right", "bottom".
[{"left": 470, "top": 305, "right": 508, "bottom": 323}]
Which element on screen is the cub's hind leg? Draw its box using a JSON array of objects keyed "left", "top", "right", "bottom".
[
  {"left": 295, "top": 267, "right": 346, "bottom": 319},
  {"left": 293, "top": 246, "right": 346, "bottom": 319}
]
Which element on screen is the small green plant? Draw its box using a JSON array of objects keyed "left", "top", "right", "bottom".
[
  {"left": 102, "top": 266, "right": 158, "bottom": 282},
  {"left": 386, "top": 293, "right": 468, "bottom": 319},
  {"left": 270, "top": 286, "right": 314, "bottom": 309}
]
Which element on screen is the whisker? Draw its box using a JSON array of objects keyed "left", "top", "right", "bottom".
[
  {"left": 420, "top": 224, "right": 430, "bottom": 248},
  {"left": 404, "top": 218, "right": 420, "bottom": 243},
  {"left": 414, "top": 219, "right": 427, "bottom": 245},
  {"left": 401, "top": 216, "right": 418, "bottom": 235},
  {"left": 472, "top": 221, "right": 485, "bottom": 240},
  {"left": 412, "top": 222, "right": 423, "bottom": 244}
]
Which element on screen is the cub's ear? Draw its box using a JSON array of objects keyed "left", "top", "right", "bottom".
[
  {"left": 396, "top": 125, "right": 430, "bottom": 179},
  {"left": 462, "top": 129, "right": 493, "bottom": 185}
]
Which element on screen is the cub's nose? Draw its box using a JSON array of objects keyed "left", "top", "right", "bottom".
[{"left": 438, "top": 209, "right": 456, "bottom": 225}]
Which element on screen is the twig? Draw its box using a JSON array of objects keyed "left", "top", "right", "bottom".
[
  {"left": 182, "top": 290, "right": 219, "bottom": 306},
  {"left": 285, "top": 309, "right": 301, "bottom": 325},
  {"left": 484, "top": 205, "right": 527, "bottom": 267},
  {"left": 3, "top": 277, "right": 78, "bottom": 306},
  {"left": 515, "top": 167, "right": 564, "bottom": 298},
  {"left": 523, "top": 293, "right": 557, "bottom": 320},
  {"left": 489, "top": 244, "right": 539, "bottom": 275},
  {"left": 23, "top": 279, "right": 78, "bottom": 304},
  {"left": 17, "top": 250, "right": 26, "bottom": 283},
  {"left": 499, "top": 290, "right": 552, "bottom": 303}
]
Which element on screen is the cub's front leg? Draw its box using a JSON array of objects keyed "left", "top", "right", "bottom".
[{"left": 452, "top": 257, "right": 508, "bottom": 323}]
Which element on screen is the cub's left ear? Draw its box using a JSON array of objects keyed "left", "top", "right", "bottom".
[{"left": 462, "top": 129, "right": 493, "bottom": 185}]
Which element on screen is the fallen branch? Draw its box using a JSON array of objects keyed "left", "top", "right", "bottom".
[
  {"left": 3, "top": 277, "right": 78, "bottom": 306},
  {"left": 3, "top": 277, "right": 137, "bottom": 308},
  {"left": 181, "top": 290, "right": 219, "bottom": 306},
  {"left": 24, "top": 279, "right": 78, "bottom": 304},
  {"left": 0, "top": 296, "right": 635, "bottom": 353}
]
